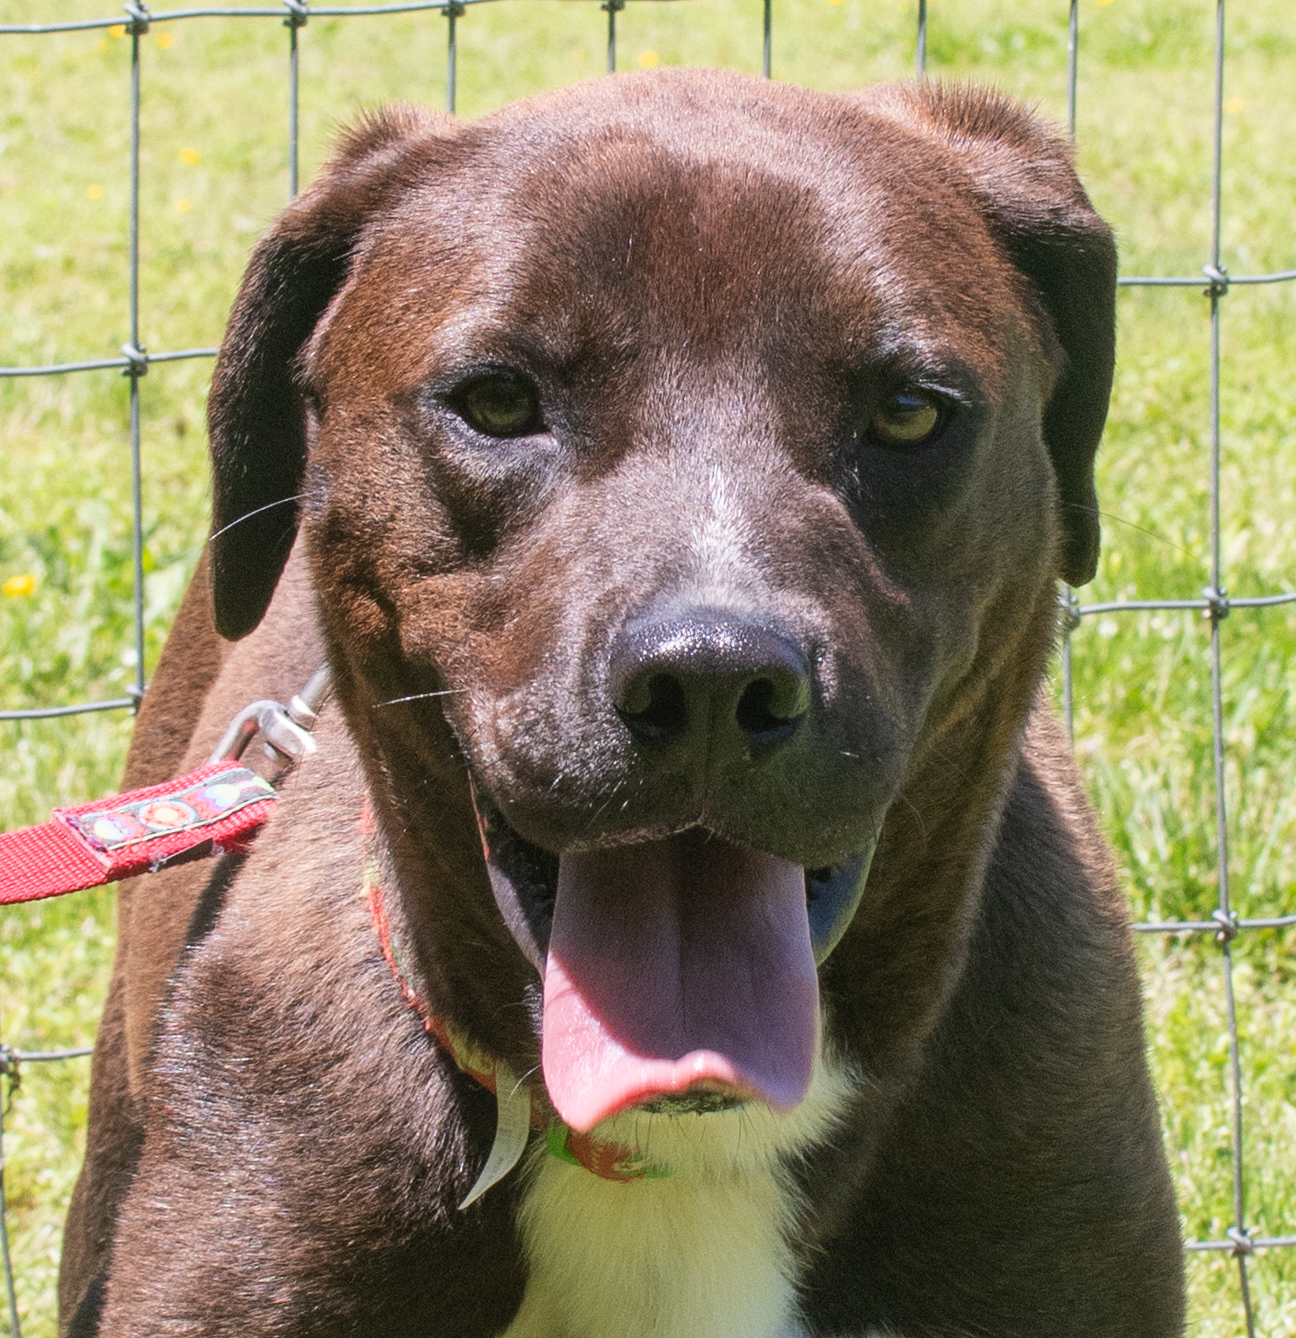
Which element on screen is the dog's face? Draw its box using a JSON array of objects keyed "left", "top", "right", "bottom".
[{"left": 207, "top": 72, "right": 1114, "bottom": 1132}]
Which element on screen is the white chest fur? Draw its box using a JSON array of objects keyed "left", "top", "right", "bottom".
[{"left": 498, "top": 1055, "right": 854, "bottom": 1338}]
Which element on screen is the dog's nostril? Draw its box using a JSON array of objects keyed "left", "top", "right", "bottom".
[
  {"left": 735, "top": 678, "right": 800, "bottom": 741},
  {"left": 619, "top": 674, "right": 689, "bottom": 744},
  {"left": 610, "top": 610, "right": 811, "bottom": 757}
]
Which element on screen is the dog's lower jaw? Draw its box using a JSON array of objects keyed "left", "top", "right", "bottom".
[{"left": 499, "top": 1046, "right": 857, "bottom": 1338}]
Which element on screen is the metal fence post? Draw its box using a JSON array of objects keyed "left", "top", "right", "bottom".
[{"left": 285, "top": 1, "right": 308, "bottom": 199}]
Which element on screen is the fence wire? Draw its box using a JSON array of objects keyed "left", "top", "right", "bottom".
[{"left": 0, "top": 2, "right": 1293, "bottom": 1335}]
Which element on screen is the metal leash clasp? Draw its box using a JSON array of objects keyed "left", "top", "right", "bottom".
[{"left": 207, "top": 664, "right": 333, "bottom": 768}]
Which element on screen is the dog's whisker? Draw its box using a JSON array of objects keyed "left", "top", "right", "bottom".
[
  {"left": 893, "top": 789, "right": 930, "bottom": 846},
  {"left": 582, "top": 781, "right": 631, "bottom": 834},
  {"left": 207, "top": 494, "right": 306, "bottom": 543},
  {"left": 372, "top": 689, "right": 468, "bottom": 708},
  {"left": 1088, "top": 506, "right": 1196, "bottom": 563}
]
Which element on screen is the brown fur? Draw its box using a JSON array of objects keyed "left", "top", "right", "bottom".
[{"left": 62, "top": 71, "right": 1183, "bottom": 1337}]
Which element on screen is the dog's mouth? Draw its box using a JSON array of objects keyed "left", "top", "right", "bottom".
[{"left": 473, "top": 790, "right": 871, "bottom": 1132}]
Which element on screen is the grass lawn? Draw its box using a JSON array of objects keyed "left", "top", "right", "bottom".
[{"left": 1, "top": 0, "right": 1294, "bottom": 1333}]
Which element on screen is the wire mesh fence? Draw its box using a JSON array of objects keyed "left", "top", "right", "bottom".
[{"left": 0, "top": 1, "right": 1293, "bottom": 1334}]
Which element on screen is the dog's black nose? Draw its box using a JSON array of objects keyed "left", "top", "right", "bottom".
[{"left": 609, "top": 610, "right": 811, "bottom": 758}]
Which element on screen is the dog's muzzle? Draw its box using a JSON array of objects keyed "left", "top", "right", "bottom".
[{"left": 472, "top": 786, "right": 872, "bottom": 1132}]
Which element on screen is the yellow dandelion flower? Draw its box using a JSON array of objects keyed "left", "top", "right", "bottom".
[
  {"left": 179, "top": 146, "right": 201, "bottom": 165},
  {"left": 156, "top": 29, "right": 174, "bottom": 48},
  {"left": 3, "top": 573, "right": 36, "bottom": 598},
  {"left": 175, "top": 198, "right": 191, "bottom": 213},
  {"left": 86, "top": 184, "right": 103, "bottom": 200},
  {"left": 639, "top": 50, "right": 659, "bottom": 69}
]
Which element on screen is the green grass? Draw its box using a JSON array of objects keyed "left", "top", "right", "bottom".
[{"left": 1, "top": 1, "right": 1294, "bottom": 1334}]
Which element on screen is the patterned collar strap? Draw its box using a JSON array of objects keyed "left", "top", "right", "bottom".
[{"left": 361, "top": 845, "right": 672, "bottom": 1201}]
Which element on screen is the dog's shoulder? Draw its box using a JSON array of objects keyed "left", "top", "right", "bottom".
[
  {"left": 996, "top": 700, "right": 1130, "bottom": 940},
  {"left": 103, "top": 713, "right": 531, "bottom": 1334},
  {"left": 798, "top": 711, "right": 1182, "bottom": 1337}
]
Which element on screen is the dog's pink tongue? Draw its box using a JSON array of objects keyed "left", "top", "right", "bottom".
[{"left": 542, "top": 832, "right": 818, "bottom": 1133}]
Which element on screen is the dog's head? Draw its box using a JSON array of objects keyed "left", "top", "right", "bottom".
[{"left": 207, "top": 71, "right": 1114, "bottom": 1131}]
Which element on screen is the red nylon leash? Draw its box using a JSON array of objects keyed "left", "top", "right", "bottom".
[
  {"left": 0, "top": 763, "right": 277, "bottom": 905},
  {"left": 0, "top": 665, "right": 331, "bottom": 907}
]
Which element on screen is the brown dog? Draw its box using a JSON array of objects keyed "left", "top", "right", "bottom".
[{"left": 60, "top": 70, "right": 1184, "bottom": 1337}]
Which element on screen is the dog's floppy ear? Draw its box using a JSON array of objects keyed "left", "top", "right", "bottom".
[
  {"left": 856, "top": 83, "right": 1116, "bottom": 587},
  {"left": 207, "top": 104, "right": 451, "bottom": 639}
]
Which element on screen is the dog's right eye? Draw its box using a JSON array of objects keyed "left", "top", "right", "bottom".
[
  {"left": 451, "top": 375, "right": 544, "bottom": 438},
  {"left": 867, "top": 392, "right": 944, "bottom": 448}
]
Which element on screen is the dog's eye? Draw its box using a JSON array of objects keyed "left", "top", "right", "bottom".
[
  {"left": 453, "top": 375, "right": 543, "bottom": 438},
  {"left": 868, "top": 392, "right": 943, "bottom": 447}
]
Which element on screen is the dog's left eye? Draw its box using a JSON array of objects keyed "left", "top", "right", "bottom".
[
  {"left": 451, "top": 375, "right": 544, "bottom": 438},
  {"left": 868, "top": 392, "right": 944, "bottom": 447}
]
